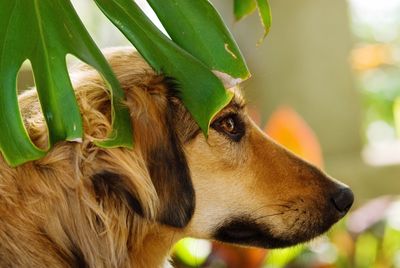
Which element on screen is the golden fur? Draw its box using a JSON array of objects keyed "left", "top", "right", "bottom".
[{"left": 0, "top": 47, "right": 353, "bottom": 267}]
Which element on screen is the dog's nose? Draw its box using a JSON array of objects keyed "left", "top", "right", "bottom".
[{"left": 331, "top": 187, "right": 354, "bottom": 214}]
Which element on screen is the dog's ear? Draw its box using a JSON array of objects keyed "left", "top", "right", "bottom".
[
  {"left": 126, "top": 80, "right": 195, "bottom": 228},
  {"left": 146, "top": 110, "right": 195, "bottom": 228}
]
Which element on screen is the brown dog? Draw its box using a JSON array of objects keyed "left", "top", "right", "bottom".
[{"left": 0, "top": 47, "right": 353, "bottom": 267}]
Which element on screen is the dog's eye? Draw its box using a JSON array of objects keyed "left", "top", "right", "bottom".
[
  {"left": 221, "top": 117, "right": 236, "bottom": 133},
  {"left": 212, "top": 114, "right": 245, "bottom": 142}
]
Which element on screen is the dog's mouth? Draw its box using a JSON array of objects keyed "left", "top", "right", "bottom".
[
  {"left": 213, "top": 218, "right": 299, "bottom": 249},
  {"left": 213, "top": 214, "right": 339, "bottom": 249}
]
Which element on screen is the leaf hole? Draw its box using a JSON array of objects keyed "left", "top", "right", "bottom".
[
  {"left": 70, "top": 0, "right": 169, "bottom": 48},
  {"left": 17, "top": 60, "right": 49, "bottom": 150},
  {"left": 70, "top": 0, "right": 132, "bottom": 47},
  {"left": 17, "top": 60, "right": 35, "bottom": 93}
]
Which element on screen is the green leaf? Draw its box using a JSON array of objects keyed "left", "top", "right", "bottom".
[
  {"left": 234, "top": 0, "right": 257, "bottom": 21},
  {"left": 256, "top": 0, "right": 272, "bottom": 42},
  {"left": 147, "top": 0, "right": 250, "bottom": 89},
  {"left": 0, "top": 0, "right": 132, "bottom": 166},
  {"left": 94, "top": 0, "right": 233, "bottom": 135}
]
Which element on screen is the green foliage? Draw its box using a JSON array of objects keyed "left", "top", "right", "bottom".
[
  {"left": 0, "top": 0, "right": 273, "bottom": 166},
  {"left": 0, "top": 0, "right": 132, "bottom": 166},
  {"left": 1, "top": 0, "right": 270, "bottom": 166}
]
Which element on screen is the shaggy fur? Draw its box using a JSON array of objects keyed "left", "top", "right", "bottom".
[{"left": 0, "top": 47, "right": 353, "bottom": 267}]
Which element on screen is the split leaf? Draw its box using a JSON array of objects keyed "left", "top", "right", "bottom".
[
  {"left": 0, "top": 0, "right": 133, "bottom": 166},
  {"left": 94, "top": 0, "right": 233, "bottom": 135}
]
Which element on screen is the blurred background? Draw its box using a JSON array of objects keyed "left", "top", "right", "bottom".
[{"left": 17, "top": 0, "right": 400, "bottom": 267}]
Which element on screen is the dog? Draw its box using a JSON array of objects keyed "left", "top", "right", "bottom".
[{"left": 0, "top": 47, "right": 353, "bottom": 267}]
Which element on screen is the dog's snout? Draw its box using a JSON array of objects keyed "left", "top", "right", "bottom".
[{"left": 331, "top": 187, "right": 354, "bottom": 215}]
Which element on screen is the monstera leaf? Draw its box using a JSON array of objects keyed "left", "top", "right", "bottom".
[
  {"left": 0, "top": 0, "right": 132, "bottom": 166},
  {"left": 147, "top": 0, "right": 250, "bottom": 88},
  {"left": 94, "top": 0, "right": 233, "bottom": 135},
  {"left": 0, "top": 0, "right": 271, "bottom": 166}
]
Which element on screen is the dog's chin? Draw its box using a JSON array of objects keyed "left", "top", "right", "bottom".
[{"left": 213, "top": 217, "right": 334, "bottom": 249}]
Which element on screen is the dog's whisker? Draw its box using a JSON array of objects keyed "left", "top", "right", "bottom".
[
  {"left": 249, "top": 201, "right": 296, "bottom": 213},
  {"left": 253, "top": 212, "right": 285, "bottom": 221},
  {"left": 253, "top": 207, "right": 300, "bottom": 222},
  {"left": 249, "top": 204, "right": 270, "bottom": 214},
  {"left": 268, "top": 204, "right": 292, "bottom": 209},
  {"left": 248, "top": 203, "right": 296, "bottom": 217},
  {"left": 252, "top": 212, "right": 291, "bottom": 223}
]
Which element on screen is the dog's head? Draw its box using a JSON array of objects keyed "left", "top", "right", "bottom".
[
  {"left": 89, "top": 49, "right": 353, "bottom": 249},
  {"left": 183, "top": 91, "right": 353, "bottom": 248}
]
